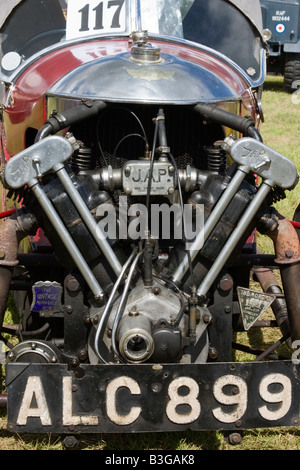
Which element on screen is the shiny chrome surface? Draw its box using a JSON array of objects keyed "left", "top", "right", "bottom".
[{"left": 47, "top": 51, "right": 240, "bottom": 104}]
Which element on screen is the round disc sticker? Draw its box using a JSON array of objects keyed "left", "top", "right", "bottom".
[{"left": 276, "top": 23, "right": 285, "bottom": 33}]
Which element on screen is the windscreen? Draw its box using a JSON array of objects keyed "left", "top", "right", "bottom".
[{"left": 0, "top": 0, "right": 264, "bottom": 82}]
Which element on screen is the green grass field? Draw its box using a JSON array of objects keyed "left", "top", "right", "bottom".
[
  {"left": 0, "top": 75, "right": 300, "bottom": 450},
  {"left": 259, "top": 76, "right": 300, "bottom": 220}
]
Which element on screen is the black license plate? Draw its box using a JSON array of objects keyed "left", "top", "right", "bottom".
[{"left": 6, "top": 361, "right": 300, "bottom": 434}]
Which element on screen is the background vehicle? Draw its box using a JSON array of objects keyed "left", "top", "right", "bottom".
[
  {"left": 260, "top": 0, "right": 300, "bottom": 92},
  {"left": 0, "top": 0, "right": 299, "bottom": 445}
]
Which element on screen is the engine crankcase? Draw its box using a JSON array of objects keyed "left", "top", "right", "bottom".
[{"left": 89, "top": 279, "right": 209, "bottom": 364}]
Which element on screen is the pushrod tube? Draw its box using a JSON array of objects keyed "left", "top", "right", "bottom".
[
  {"left": 111, "top": 251, "right": 144, "bottom": 362},
  {"left": 94, "top": 249, "right": 137, "bottom": 363},
  {"left": 56, "top": 166, "right": 123, "bottom": 277},
  {"left": 171, "top": 167, "right": 248, "bottom": 284},
  {"left": 31, "top": 183, "right": 104, "bottom": 300},
  {"left": 197, "top": 183, "right": 271, "bottom": 299}
]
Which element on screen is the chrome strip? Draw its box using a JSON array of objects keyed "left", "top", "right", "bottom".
[{"left": 135, "top": 0, "right": 142, "bottom": 31}]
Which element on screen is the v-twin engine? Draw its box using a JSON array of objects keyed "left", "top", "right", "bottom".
[{"left": 2, "top": 103, "right": 300, "bottom": 369}]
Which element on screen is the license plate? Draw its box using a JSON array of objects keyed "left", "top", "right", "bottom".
[{"left": 6, "top": 361, "right": 300, "bottom": 433}]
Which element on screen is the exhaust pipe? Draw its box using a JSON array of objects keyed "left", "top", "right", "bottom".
[
  {"left": 0, "top": 265, "right": 14, "bottom": 331},
  {"left": 252, "top": 262, "right": 291, "bottom": 348},
  {"left": 266, "top": 216, "right": 300, "bottom": 342},
  {"left": 0, "top": 209, "right": 38, "bottom": 329}
]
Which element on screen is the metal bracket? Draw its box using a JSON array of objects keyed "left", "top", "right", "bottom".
[
  {"left": 4, "top": 136, "right": 72, "bottom": 189},
  {"left": 227, "top": 137, "right": 299, "bottom": 189}
]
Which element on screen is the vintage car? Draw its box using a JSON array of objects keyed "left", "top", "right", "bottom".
[{"left": 0, "top": 0, "right": 300, "bottom": 444}]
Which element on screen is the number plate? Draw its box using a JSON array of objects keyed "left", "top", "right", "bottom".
[
  {"left": 6, "top": 361, "right": 300, "bottom": 433},
  {"left": 66, "top": 0, "right": 128, "bottom": 40}
]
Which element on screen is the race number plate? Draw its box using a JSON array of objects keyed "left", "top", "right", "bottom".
[
  {"left": 66, "top": 0, "right": 128, "bottom": 40},
  {"left": 6, "top": 361, "right": 300, "bottom": 433}
]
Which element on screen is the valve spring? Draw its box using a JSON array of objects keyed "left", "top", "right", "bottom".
[
  {"left": 71, "top": 145, "right": 96, "bottom": 171},
  {"left": 205, "top": 141, "right": 227, "bottom": 174}
]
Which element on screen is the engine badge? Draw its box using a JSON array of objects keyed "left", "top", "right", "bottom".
[
  {"left": 237, "top": 287, "right": 276, "bottom": 331},
  {"left": 126, "top": 67, "right": 173, "bottom": 81},
  {"left": 31, "top": 281, "right": 63, "bottom": 316},
  {"left": 123, "top": 160, "right": 175, "bottom": 196}
]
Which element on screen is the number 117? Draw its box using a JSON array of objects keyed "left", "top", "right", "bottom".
[{"left": 79, "top": 0, "right": 125, "bottom": 32}]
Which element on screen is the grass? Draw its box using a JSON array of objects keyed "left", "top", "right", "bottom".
[
  {"left": 259, "top": 75, "right": 300, "bottom": 219},
  {"left": 0, "top": 75, "right": 300, "bottom": 451},
  {"left": 257, "top": 75, "right": 300, "bottom": 257}
]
